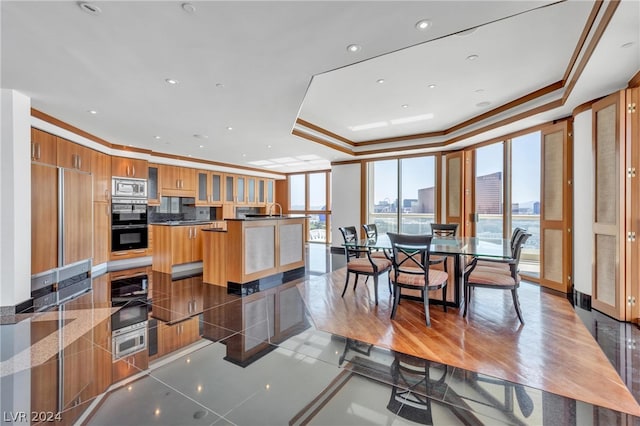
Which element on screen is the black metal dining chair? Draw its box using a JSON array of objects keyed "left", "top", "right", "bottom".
[
  {"left": 339, "top": 226, "right": 392, "bottom": 305},
  {"left": 463, "top": 232, "right": 532, "bottom": 324},
  {"left": 387, "top": 233, "right": 448, "bottom": 327},
  {"left": 429, "top": 223, "right": 459, "bottom": 273}
]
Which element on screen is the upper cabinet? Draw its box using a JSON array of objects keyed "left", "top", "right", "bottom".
[
  {"left": 148, "top": 164, "right": 160, "bottom": 205},
  {"left": 57, "top": 137, "right": 92, "bottom": 173},
  {"left": 112, "top": 156, "right": 148, "bottom": 179},
  {"left": 196, "top": 170, "right": 224, "bottom": 206},
  {"left": 30, "top": 128, "right": 57, "bottom": 165},
  {"left": 267, "top": 179, "right": 275, "bottom": 204},
  {"left": 92, "top": 150, "right": 112, "bottom": 202},
  {"left": 160, "top": 164, "right": 196, "bottom": 197}
]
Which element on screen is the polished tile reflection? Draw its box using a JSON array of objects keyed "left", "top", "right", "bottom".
[{"left": 1, "top": 245, "right": 639, "bottom": 425}]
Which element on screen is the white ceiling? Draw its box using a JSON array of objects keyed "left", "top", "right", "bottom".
[{"left": 2, "top": 1, "right": 639, "bottom": 174}]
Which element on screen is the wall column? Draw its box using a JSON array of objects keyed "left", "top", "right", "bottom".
[{"left": 0, "top": 89, "right": 31, "bottom": 314}]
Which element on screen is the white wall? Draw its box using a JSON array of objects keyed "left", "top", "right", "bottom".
[
  {"left": 331, "top": 163, "right": 361, "bottom": 247},
  {"left": 573, "top": 110, "right": 593, "bottom": 294},
  {"left": 1, "top": 89, "right": 31, "bottom": 310}
]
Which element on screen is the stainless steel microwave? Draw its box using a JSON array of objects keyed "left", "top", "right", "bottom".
[{"left": 112, "top": 177, "right": 147, "bottom": 199}]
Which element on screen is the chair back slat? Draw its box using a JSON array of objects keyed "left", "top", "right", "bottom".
[
  {"left": 339, "top": 226, "right": 361, "bottom": 261},
  {"left": 387, "top": 233, "right": 433, "bottom": 277},
  {"left": 430, "top": 223, "right": 458, "bottom": 237},
  {"left": 362, "top": 223, "right": 378, "bottom": 240}
]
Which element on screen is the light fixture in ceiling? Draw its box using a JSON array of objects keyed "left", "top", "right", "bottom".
[
  {"left": 181, "top": 3, "right": 196, "bottom": 13},
  {"left": 376, "top": 79, "right": 385, "bottom": 84},
  {"left": 242, "top": 153, "right": 247, "bottom": 157},
  {"left": 621, "top": 42, "right": 635, "bottom": 48},
  {"left": 476, "top": 101, "right": 491, "bottom": 107},
  {"left": 193, "top": 134, "right": 208, "bottom": 139},
  {"left": 267, "top": 145, "right": 272, "bottom": 149},
  {"left": 165, "top": 78, "right": 179, "bottom": 85},
  {"left": 226, "top": 126, "right": 233, "bottom": 131},
  {"left": 87, "top": 109, "right": 97, "bottom": 114},
  {"left": 78, "top": 2, "right": 101, "bottom": 15},
  {"left": 348, "top": 121, "right": 388, "bottom": 131},
  {"left": 474, "top": 88, "right": 485, "bottom": 93},
  {"left": 346, "top": 44, "right": 361, "bottom": 53},
  {"left": 199, "top": 145, "right": 204, "bottom": 148},
  {"left": 466, "top": 54, "right": 479, "bottom": 61},
  {"left": 215, "top": 83, "right": 225, "bottom": 88},
  {"left": 390, "top": 113, "right": 434, "bottom": 125},
  {"left": 415, "top": 19, "right": 431, "bottom": 31},
  {"left": 428, "top": 84, "right": 436, "bottom": 89},
  {"left": 401, "top": 104, "right": 409, "bottom": 108},
  {"left": 154, "top": 135, "right": 161, "bottom": 140}
]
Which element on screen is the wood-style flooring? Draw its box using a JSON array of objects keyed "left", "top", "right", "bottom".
[{"left": 297, "top": 268, "right": 640, "bottom": 417}]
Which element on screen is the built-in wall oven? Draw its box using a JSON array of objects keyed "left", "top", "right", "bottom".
[
  {"left": 111, "top": 199, "right": 148, "bottom": 252},
  {"left": 111, "top": 272, "right": 149, "bottom": 361},
  {"left": 112, "top": 177, "right": 148, "bottom": 253}
]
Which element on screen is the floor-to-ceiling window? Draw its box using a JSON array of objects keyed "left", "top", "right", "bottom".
[
  {"left": 475, "top": 143, "right": 504, "bottom": 239},
  {"left": 367, "top": 155, "right": 437, "bottom": 235},
  {"left": 288, "top": 171, "right": 331, "bottom": 243},
  {"left": 512, "top": 131, "right": 541, "bottom": 277}
]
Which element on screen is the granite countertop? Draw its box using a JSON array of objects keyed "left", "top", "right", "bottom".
[
  {"left": 226, "top": 214, "right": 310, "bottom": 221},
  {"left": 150, "top": 220, "right": 215, "bottom": 226}
]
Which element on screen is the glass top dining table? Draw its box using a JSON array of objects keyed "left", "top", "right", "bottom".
[
  {"left": 344, "top": 235, "right": 512, "bottom": 259},
  {"left": 343, "top": 234, "right": 513, "bottom": 308}
]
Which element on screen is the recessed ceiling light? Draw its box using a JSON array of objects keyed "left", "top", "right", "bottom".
[
  {"left": 226, "top": 126, "right": 233, "bottom": 131},
  {"left": 242, "top": 153, "right": 246, "bottom": 157},
  {"left": 377, "top": 79, "right": 385, "bottom": 84},
  {"left": 466, "top": 54, "right": 479, "bottom": 61},
  {"left": 621, "top": 42, "right": 635, "bottom": 48},
  {"left": 78, "top": 2, "right": 101, "bottom": 15},
  {"left": 193, "top": 134, "right": 208, "bottom": 139},
  {"left": 88, "top": 109, "right": 97, "bottom": 114},
  {"left": 181, "top": 2, "right": 196, "bottom": 13},
  {"left": 188, "top": 154, "right": 192, "bottom": 157},
  {"left": 476, "top": 101, "right": 491, "bottom": 107},
  {"left": 415, "top": 19, "right": 431, "bottom": 31},
  {"left": 428, "top": 84, "right": 436, "bottom": 89},
  {"left": 267, "top": 145, "right": 272, "bottom": 149},
  {"left": 346, "top": 44, "right": 361, "bottom": 53},
  {"left": 165, "top": 78, "right": 179, "bottom": 85},
  {"left": 215, "top": 83, "right": 225, "bottom": 88},
  {"left": 199, "top": 145, "right": 204, "bottom": 148},
  {"left": 154, "top": 135, "right": 161, "bottom": 140},
  {"left": 401, "top": 104, "right": 409, "bottom": 108}
]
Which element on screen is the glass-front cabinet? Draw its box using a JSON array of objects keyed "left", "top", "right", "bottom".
[
  {"left": 148, "top": 164, "right": 160, "bottom": 205},
  {"left": 267, "top": 179, "right": 274, "bottom": 204},
  {"left": 196, "top": 170, "right": 224, "bottom": 206},
  {"left": 225, "top": 174, "right": 235, "bottom": 203}
]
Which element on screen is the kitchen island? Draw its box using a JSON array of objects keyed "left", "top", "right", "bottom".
[{"left": 202, "top": 215, "right": 307, "bottom": 292}]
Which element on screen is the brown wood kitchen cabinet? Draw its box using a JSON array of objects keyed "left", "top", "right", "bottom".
[
  {"left": 196, "top": 170, "right": 224, "bottom": 206},
  {"left": 57, "top": 136, "right": 92, "bottom": 173},
  {"left": 160, "top": 164, "right": 196, "bottom": 197},
  {"left": 93, "top": 201, "right": 110, "bottom": 265},
  {"left": 92, "top": 150, "right": 111, "bottom": 203},
  {"left": 112, "top": 156, "right": 148, "bottom": 179},
  {"left": 31, "top": 163, "right": 58, "bottom": 275},
  {"left": 31, "top": 128, "right": 57, "bottom": 165},
  {"left": 147, "top": 164, "right": 161, "bottom": 205},
  {"left": 151, "top": 224, "right": 211, "bottom": 273}
]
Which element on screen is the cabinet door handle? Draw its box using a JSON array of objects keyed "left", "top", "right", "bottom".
[
  {"left": 132, "top": 166, "right": 136, "bottom": 177},
  {"left": 106, "top": 204, "right": 110, "bottom": 215},
  {"left": 37, "top": 143, "right": 41, "bottom": 159},
  {"left": 31, "top": 143, "right": 36, "bottom": 160},
  {"left": 105, "top": 189, "right": 110, "bottom": 201},
  {"left": 133, "top": 249, "right": 146, "bottom": 254},
  {"left": 176, "top": 179, "right": 180, "bottom": 189},
  {"left": 193, "top": 228, "right": 197, "bottom": 238},
  {"left": 78, "top": 155, "right": 82, "bottom": 169}
]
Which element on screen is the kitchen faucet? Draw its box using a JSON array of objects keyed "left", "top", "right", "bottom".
[{"left": 269, "top": 203, "right": 283, "bottom": 217}]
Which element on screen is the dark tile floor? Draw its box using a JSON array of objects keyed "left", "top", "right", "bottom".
[{"left": 0, "top": 244, "right": 638, "bottom": 425}]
